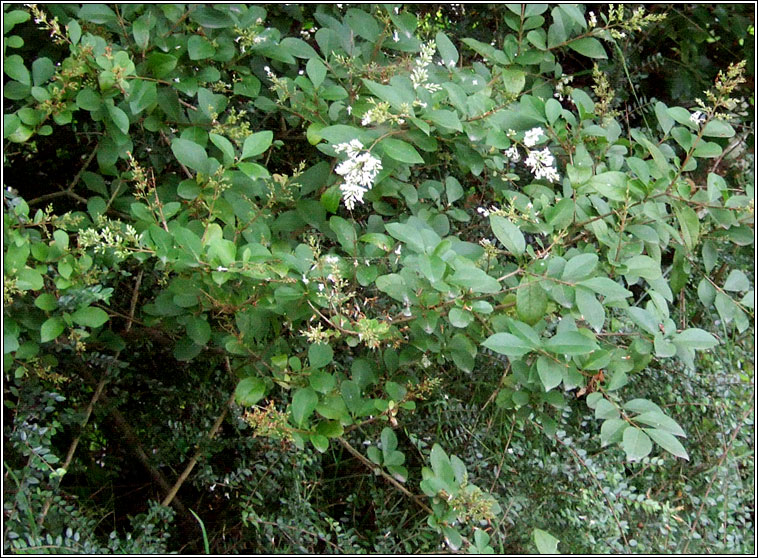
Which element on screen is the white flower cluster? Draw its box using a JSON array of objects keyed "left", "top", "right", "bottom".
[
  {"left": 553, "top": 74, "right": 574, "bottom": 102},
  {"left": 523, "top": 127, "right": 544, "bottom": 147},
  {"left": 500, "top": 128, "right": 561, "bottom": 183},
  {"left": 410, "top": 40, "right": 442, "bottom": 93},
  {"left": 476, "top": 206, "right": 498, "bottom": 217},
  {"left": 524, "top": 147, "right": 561, "bottom": 182},
  {"left": 690, "top": 110, "right": 706, "bottom": 126},
  {"left": 334, "top": 140, "right": 382, "bottom": 210},
  {"left": 504, "top": 146, "right": 520, "bottom": 162}
]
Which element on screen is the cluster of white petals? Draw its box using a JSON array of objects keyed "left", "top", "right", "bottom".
[
  {"left": 524, "top": 148, "right": 561, "bottom": 182},
  {"left": 690, "top": 110, "right": 706, "bottom": 125},
  {"left": 410, "top": 41, "right": 441, "bottom": 92},
  {"left": 334, "top": 140, "right": 383, "bottom": 210},
  {"left": 504, "top": 146, "right": 520, "bottom": 162},
  {"left": 523, "top": 127, "right": 545, "bottom": 147}
]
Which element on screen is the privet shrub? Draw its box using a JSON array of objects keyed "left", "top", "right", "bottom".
[{"left": 3, "top": 4, "right": 754, "bottom": 553}]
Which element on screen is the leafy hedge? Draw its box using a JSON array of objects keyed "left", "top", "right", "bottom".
[{"left": 3, "top": 4, "right": 754, "bottom": 553}]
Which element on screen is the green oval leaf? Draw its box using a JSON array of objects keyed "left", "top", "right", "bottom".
[
  {"left": 188, "top": 35, "right": 216, "bottom": 60},
  {"left": 40, "top": 316, "right": 65, "bottom": 343},
  {"left": 644, "top": 428, "right": 689, "bottom": 460},
  {"left": 380, "top": 138, "right": 424, "bottom": 164},
  {"left": 308, "top": 343, "right": 333, "bottom": 369},
  {"left": 516, "top": 279, "right": 547, "bottom": 325},
  {"left": 185, "top": 315, "right": 211, "bottom": 346},
  {"left": 544, "top": 331, "right": 598, "bottom": 355},
  {"left": 171, "top": 138, "right": 208, "bottom": 174},
  {"left": 241, "top": 130, "right": 273, "bottom": 159},
  {"left": 71, "top": 306, "right": 109, "bottom": 328},
  {"left": 490, "top": 215, "right": 525, "bottom": 255},
  {"left": 622, "top": 427, "right": 653, "bottom": 461},
  {"left": 292, "top": 386, "right": 318, "bottom": 426},
  {"left": 4, "top": 54, "right": 31, "bottom": 85},
  {"left": 482, "top": 332, "right": 535, "bottom": 357},
  {"left": 567, "top": 37, "right": 607, "bottom": 59},
  {"left": 235, "top": 376, "right": 266, "bottom": 406},
  {"left": 533, "top": 528, "right": 559, "bottom": 554},
  {"left": 16, "top": 268, "right": 44, "bottom": 291},
  {"left": 536, "top": 355, "right": 563, "bottom": 392},
  {"left": 306, "top": 57, "right": 327, "bottom": 89}
]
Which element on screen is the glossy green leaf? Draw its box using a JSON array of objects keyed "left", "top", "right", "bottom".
[
  {"left": 427, "top": 109, "right": 462, "bottom": 132},
  {"left": 308, "top": 343, "right": 333, "bottom": 369},
  {"left": 106, "top": 103, "right": 129, "bottom": 135},
  {"left": 622, "top": 255, "right": 661, "bottom": 281},
  {"left": 71, "top": 306, "right": 109, "bottom": 328},
  {"left": 34, "top": 293, "right": 57, "bottom": 311},
  {"left": 600, "top": 418, "right": 628, "bottom": 447},
  {"left": 436, "top": 31, "right": 459, "bottom": 66},
  {"left": 308, "top": 369, "right": 335, "bottom": 393},
  {"left": 562, "top": 253, "right": 598, "bottom": 281},
  {"left": 171, "top": 138, "right": 208, "bottom": 174},
  {"left": 516, "top": 279, "right": 547, "bottom": 325},
  {"left": 536, "top": 356, "right": 563, "bottom": 392},
  {"left": 185, "top": 315, "right": 211, "bottom": 346},
  {"left": 235, "top": 377, "right": 266, "bottom": 406},
  {"left": 622, "top": 427, "right": 653, "bottom": 461},
  {"left": 449, "top": 266, "right": 501, "bottom": 294},
  {"left": 533, "top": 528, "right": 559, "bottom": 554},
  {"left": 490, "top": 215, "right": 525, "bottom": 255},
  {"left": 306, "top": 58, "right": 327, "bottom": 88},
  {"left": 316, "top": 420, "right": 343, "bottom": 438},
  {"left": 578, "top": 277, "right": 632, "bottom": 300},
  {"left": 188, "top": 35, "right": 215, "bottom": 60},
  {"left": 78, "top": 4, "right": 117, "bottom": 25},
  {"left": 675, "top": 205, "right": 700, "bottom": 251},
  {"left": 567, "top": 37, "right": 606, "bottom": 59},
  {"left": 4, "top": 55, "right": 31, "bottom": 85},
  {"left": 594, "top": 398, "right": 619, "bottom": 420},
  {"left": 482, "top": 332, "right": 535, "bottom": 357},
  {"left": 40, "top": 316, "right": 65, "bottom": 343},
  {"left": 329, "top": 216, "right": 357, "bottom": 252},
  {"left": 644, "top": 428, "right": 689, "bottom": 460},
  {"left": 633, "top": 411, "right": 686, "bottom": 437},
  {"left": 575, "top": 287, "right": 605, "bottom": 332},
  {"left": 702, "top": 119, "right": 735, "bottom": 138},
  {"left": 502, "top": 67, "right": 526, "bottom": 95},
  {"left": 16, "top": 268, "right": 44, "bottom": 291},
  {"left": 340, "top": 380, "right": 363, "bottom": 415},
  {"left": 380, "top": 138, "right": 424, "bottom": 164},
  {"left": 241, "top": 130, "right": 273, "bottom": 159},
  {"left": 310, "top": 434, "right": 329, "bottom": 453},
  {"left": 673, "top": 328, "right": 718, "bottom": 350},
  {"left": 544, "top": 331, "right": 598, "bottom": 355},
  {"left": 292, "top": 386, "right": 318, "bottom": 426},
  {"left": 723, "top": 270, "right": 750, "bottom": 292}
]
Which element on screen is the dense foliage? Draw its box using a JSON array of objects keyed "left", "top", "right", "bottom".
[{"left": 3, "top": 3, "right": 754, "bottom": 554}]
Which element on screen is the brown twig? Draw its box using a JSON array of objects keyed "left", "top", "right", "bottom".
[
  {"left": 37, "top": 367, "right": 111, "bottom": 526},
  {"left": 161, "top": 358, "right": 236, "bottom": 508},
  {"left": 336, "top": 436, "right": 433, "bottom": 515},
  {"left": 28, "top": 148, "right": 97, "bottom": 206}
]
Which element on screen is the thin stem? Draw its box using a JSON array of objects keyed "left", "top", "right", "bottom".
[
  {"left": 162, "top": 358, "right": 236, "bottom": 508},
  {"left": 337, "top": 437, "right": 433, "bottom": 515}
]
